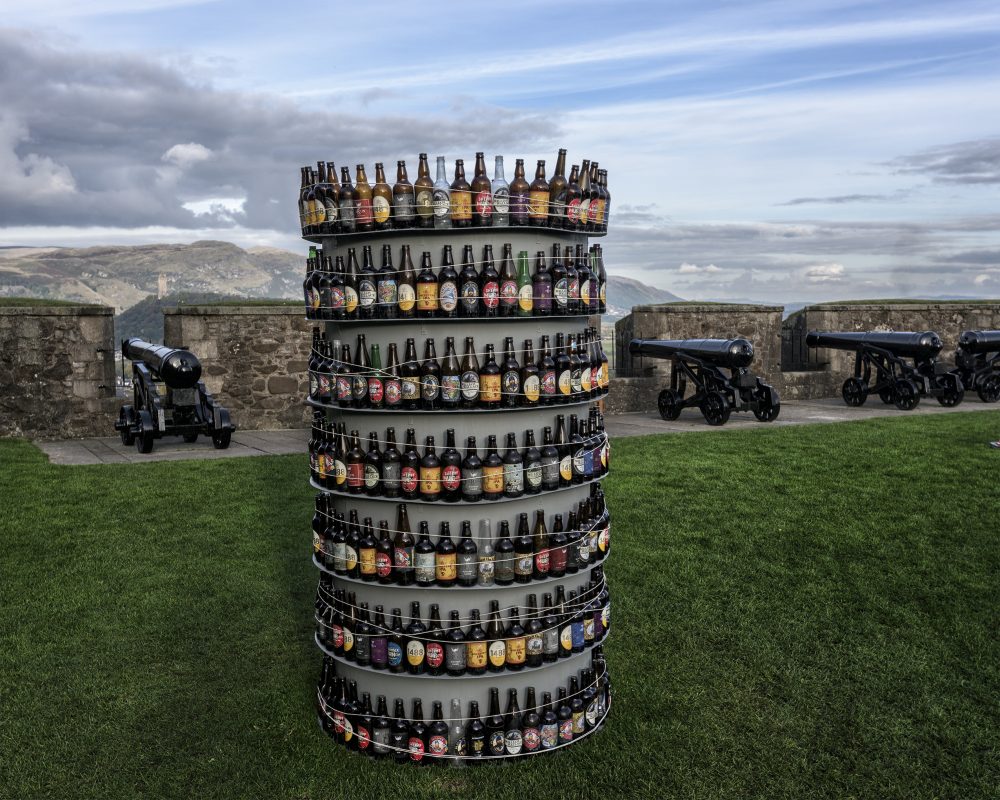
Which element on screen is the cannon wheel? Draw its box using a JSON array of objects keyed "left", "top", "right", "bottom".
[
  {"left": 700, "top": 391, "right": 731, "bottom": 426},
  {"left": 182, "top": 433, "right": 199, "bottom": 443},
  {"left": 936, "top": 377, "right": 964, "bottom": 407},
  {"left": 135, "top": 410, "right": 155, "bottom": 454},
  {"left": 976, "top": 374, "right": 1000, "bottom": 403},
  {"left": 842, "top": 377, "right": 868, "bottom": 407},
  {"left": 118, "top": 405, "right": 136, "bottom": 446},
  {"left": 657, "top": 389, "right": 682, "bottom": 421},
  {"left": 753, "top": 394, "right": 780, "bottom": 422},
  {"left": 877, "top": 385, "right": 896, "bottom": 405},
  {"left": 893, "top": 379, "right": 920, "bottom": 411},
  {"left": 212, "top": 430, "right": 232, "bottom": 450}
]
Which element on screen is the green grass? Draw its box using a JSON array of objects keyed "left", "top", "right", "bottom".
[
  {"left": 1, "top": 413, "right": 998, "bottom": 799},
  {"left": 0, "top": 297, "right": 104, "bottom": 307}
]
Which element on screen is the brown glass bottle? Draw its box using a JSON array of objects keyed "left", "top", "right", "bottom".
[
  {"left": 339, "top": 165, "right": 356, "bottom": 233},
  {"left": 509, "top": 158, "right": 530, "bottom": 226},
  {"left": 392, "top": 160, "right": 415, "bottom": 229},
  {"left": 413, "top": 153, "right": 434, "bottom": 228},
  {"left": 528, "top": 160, "right": 549, "bottom": 227},
  {"left": 548, "top": 148, "right": 568, "bottom": 229},
  {"left": 470, "top": 151, "right": 493, "bottom": 227},
  {"left": 354, "top": 164, "right": 374, "bottom": 232},
  {"left": 372, "top": 162, "right": 393, "bottom": 231},
  {"left": 449, "top": 159, "right": 472, "bottom": 228}
]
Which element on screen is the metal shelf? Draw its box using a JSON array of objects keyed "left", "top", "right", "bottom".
[
  {"left": 309, "top": 474, "right": 604, "bottom": 505},
  {"left": 306, "top": 394, "right": 605, "bottom": 414},
  {"left": 303, "top": 225, "right": 606, "bottom": 244}
]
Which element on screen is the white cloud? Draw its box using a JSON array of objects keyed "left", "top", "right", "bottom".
[
  {"left": 162, "top": 142, "right": 213, "bottom": 168},
  {"left": 0, "top": 114, "right": 76, "bottom": 202},
  {"left": 803, "top": 263, "right": 847, "bottom": 283},
  {"left": 678, "top": 262, "right": 723, "bottom": 274}
]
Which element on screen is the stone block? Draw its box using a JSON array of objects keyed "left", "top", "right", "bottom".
[{"left": 267, "top": 376, "right": 299, "bottom": 395}]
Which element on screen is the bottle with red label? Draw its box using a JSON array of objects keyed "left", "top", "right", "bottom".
[
  {"left": 498, "top": 243, "right": 518, "bottom": 317},
  {"left": 480, "top": 244, "right": 500, "bottom": 317},
  {"left": 565, "top": 163, "right": 581, "bottom": 230},
  {"left": 458, "top": 244, "right": 480, "bottom": 318},
  {"left": 428, "top": 701, "right": 449, "bottom": 760},
  {"left": 346, "top": 430, "right": 364, "bottom": 494},
  {"left": 470, "top": 151, "right": 493, "bottom": 227},
  {"left": 439, "top": 428, "right": 462, "bottom": 501},
  {"left": 400, "top": 428, "right": 420, "bottom": 500},
  {"left": 384, "top": 343, "right": 402, "bottom": 410},
  {"left": 425, "top": 604, "right": 446, "bottom": 676},
  {"left": 393, "top": 503, "right": 415, "bottom": 584},
  {"left": 577, "top": 159, "right": 592, "bottom": 232},
  {"left": 356, "top": 691, "right": 374, "bottom": 757},
  {"left": 532, "top": 509, "right": 550, "bottom": 579},
  {"left": 376, "top": 521, "right": 394, "bottom": 584},
  {"left": 408, "top": 698, "right": 427, "bottom": 763}
]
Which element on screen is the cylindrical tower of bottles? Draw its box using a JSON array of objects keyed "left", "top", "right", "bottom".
[{"left": 301, "top": 151, "right": 612, "bottom": 763}]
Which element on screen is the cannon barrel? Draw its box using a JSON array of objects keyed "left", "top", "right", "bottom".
[
  {"left": 629, "top": 337, "right": 755, "bottom": 369},
  {"left": 805, "top": 330, "right": 943, "bottom": 359},
  {"left": 958, "top": 330, "right": 1000, "bottom": 354},
  {"left": 122, "top": 337, "right": 202, "bottom": 389}
]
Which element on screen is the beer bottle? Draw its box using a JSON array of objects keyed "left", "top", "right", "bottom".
[
  {"left": 437, "top": 338, "right": 460, "bottom": 411},
  {"left": 435, "top": 521, "right": 457, "bottom": 587},
  {"left": 458, "top": 244, "right": 480, "bottom": 318},
  {"left": 466, "top": 700, "right": 486, "bottom": 758},
  {"left": 485, "top": 687, "right": 505, "bottom": 757},
  {"left": 498, "top": 243, "right": 518, "bottom": 317},
  {"left": 344, "top": 679, "right": 360, "bottom": 748},
  {"left": 570, "top": 590, "right": 585, "bottom": 653},
  {"left": 492, "top": 154, "right": 510, "bottom": 226},
  {"left": 308, "top": 328, "right": 322, "bottom": 400},
  {"left": 528, "top": 159, "right": 549, "bottom": 227},
  {"left": 533, "top": 251, "right": 552, "bottom": 317},
  {"left": 582, "top": 577, "right": 596, "bottom": 645},
  {"left": 445, "top": 610, "right": 467, "bottom": 676},
  {"left": 521, "top": 339, "right": 540, "bottom": 407},
  {"left": 600, "top": 168, "right": 611, "bottom": 233},
  {"left": 425, "top": 604, "right": 446, "bottom": 677},
  {"left": 344, "top": 248, "right": 360, "bottom": 320},
  {"left": 440, "top": 427, "right": 462, "bottom": 501},
  {"left": 459, "top": 337, "right": 480, "bottom": 409},
  {"left": 500, "top": 337, "right": 521, "bottom": 408},
  {"left": 373, "top": 695, "right": 391, "bottom": 756},
  {"left": 428, "top": 701, "right": 449, "bottom": 760},
  {"left": 479, "top": 344, "right": 501, "bottom": 409},
  {"left": 432, "top": 155, "right": 451, "bottom": 229},
  {"left": 503, "top": 432, "right": 524, "bottom": 499},
  {"left": 475, "top": 518, "right": 495, "bottom": 585},
  {"left": 513, "top": 512, "right": 532, "bottom": 581},
  {"left": 414, "top": 153, "right": 434, "bottom": 228},
  {"left": 564, "top": 245, "right": 579, "bottom": 314},
  {"left": 393, "top": 503, "right": 415, "bottom": 583},
  {"left": 339, "top": 165, "right": 356, "bottom": 233},
  {"left": 551, "top": 243, "right": 568, "bottom": 315},
  {"left": 330, "top": 255, "right": 346, "bottom": 320},
  {"left": 549, "top": 513, "right": 568, "bottom": 577},
  {"left": 355, "top": 602, "right": 373, "bottom": 665},
  {"left": 504, "top": 688, "right": 524, "bottom": 755},
  {"left": 461, "top": 435, "right": 483, "bottom": 502},
  {"left": 305, "top": 167, "right": 320, "bottom": 236},
  {"left": 516, "top": 250, "right": 533, "bottom": 316},
  {"left": 532, "top": 509, "right": 550, "bottom": 578},
  {"left": 384, "top": 344, "right": 402, "bottom": 410},
  {"left": 523, "top": 429, "right": 542, "bottom": 496},
  {"left": 568, "top": 335, "right": 583, "bottom": 399},
  {"left": 376, "top": 522, "right": 394, "bottom": 583},
  {"left": 311, "top": 491, "right": 326, "bottom": 563},
  {"left": 449, "top": 158, "right": 472, "bottom": 228},
  {"left": 342, "top": 592, "right": 357, "bottom": 658},
  {"left": 367, "top": 345, "right": 384, "bottom": 410},
  {"left": 470, "top": 151, "right": 493, "bottom": 227},
  {"left": 354, "top": 163, "right": 374, "bottom": 232},
  {"left": 352, "top": 334, "right": 370, "bottom": 408},
  {"left": 581, "top": 667, "right": 599, "bottom": 732},
  {"left": 465, "top": 609, "right": 488, "bottom": 676},
  {"left": 486, "top": 600, "right": 506, "bottom": 673},
  {"left": 577, "top": 159, "right": 592, "bottom": 232},
  {"left": 421, "top": 339, "right": 441, "bottom": 410},
  {"left": 376, "top": 244, "right": 397, "bottom": 320},
  {"left": 419, "top": 435, "right": 441, "bottom": 500},
  {"left": 332, "top": 510, "right": 348, "bottom": 575},
  {"left": 556, "top": 586, "right": 573, "bottom": 658},
  {"left": 298, "top": 166, "right": 311, "bottom": 235},
  {"left": 565, "top": 163, "right": 581, "bottom": 229},
  {"left": 388, "top": 608, "right": 406, "bottom": 674},
  {"left": 400, "top": 338, "right": 420, "bottom": 411},
  {"left": 549, "top": 148, "right": 568, "bottom": 229},
  {"left": 408, "top": 698, "right": 427, "bottom": 764},
  {"left": 541, "top": 592, "right": 558, "bottom": 662},
  {"left": 576, "top": 243, "right": 592, "bottom": 314},
  {"left": 316, "top": 256, "right": 333, "bottom": 321},
  {"left": 322, "top": 420, "right": 337, "bottom": 489},
  {"left": 570, "top": 414, "right": 585, "bottom": 484},
  {"left": 438, "top": 245, "right": 459, "bottom": 318},
  {"left": 494, "top": 519, "right": 515, "bottom": 585},
  {"left": 391, "top": 159, "right": 414, "bottom": 229},
  {"left": 324, "top": 163, "right": 340, "bottom": 234},
  {"left": 372, "top": 162, "right": 392, "bottom": 231},
  {"left": 363, "top": 432, "right": 382, "bottom": 497},
  {"left": 565, "top": 510, "right": 581, "bottom": 574},
  {"left": 449, "top": 698, "right": 467, "bottom": 763},
  {"left": 346, "top": 518, "right": 364, "bottom": 580},
  {"left": 416, "top": 251, "right": 439, "bottom": 318},
  {"left": 595, "top": 244, "right": 608, "bottom": 315},
  {"left": 346, "top": 429, "right": 364, "bottom": 494},
  {"left": 540, "top": 691, "right": 558, "bottom": 750},
  {"left": 569, "top": 676, "right": 585, "bottom": 735},
  {"left": 525, "top": 594, "right": 544, "bottom": 668},
  {"left": 506, "top": 609, "right": 526, "bottom": 672},
  {"left": 400, "top": 428, "right": 420, "bottom": 500},
  {"left": 588, "top": 161, "right": 601, "bottom": 232},
  {"left": 539, "top": 337, "right": 557, "bottom": 406},
  {"left": 555, "top": 334, "right": 572, "bottom": 403},
  {"left": 480, "top": 244, "right": 500, "bottom": 316},
  {"left": 302, "top": 251, "right": 317, "bottom": 317},
  {"left": 555, "top": 415, "right": 572, "bottom": 487},
  {"left": 359, "top": 245, "right": 378, "bottom": 319},
  {"left": 586, "top": 248, "right": 599, "bottom": 316},
  {"left": 456, "top": 520, "right": 478, "bottom": 585},
  {"left": 405, "top": 601, "right": 427, "bottom": 675},
  {"left": 482, "top": 434, "right": 503, "bottom": 500},
  {"left": 321, "top": 338, "right": 337, "bottom": 405},
  {"left": 509, "top": 157, "right": 530, "bottom": 226},
  {"left": 397, "top": 244, "right": 416, "bottom": 318},
  {"left": 580, "top": 416, "right": 594, "bottom": 481},
  {"left": 390, "top": 697, "right": 409, "bottom": 762}
]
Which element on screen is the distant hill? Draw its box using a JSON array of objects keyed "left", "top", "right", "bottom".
[
  {"left": 605, "top": 275, "right": 683, "bottom": 319},
  {"left": 113, "top": 292, "right": 252, "bottom": 344}
]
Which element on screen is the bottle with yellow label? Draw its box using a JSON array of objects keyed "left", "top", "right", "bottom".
[
  {"left": 516, "top": 249, "right": 533, "bottom": 316},
  {"left": 416, "top": 251, "right": 438, "bottom": 318},
  {"left": 465, "top": 609, "right": 487, "bottom": 675},
  {"left": 372, "top": 161, "right": 393, "bottom": 230},
  {"left": 505, "top": 607, "right": 526, "bottom": 670},
  {"left": 479, "top": 344, "right": 502, "bottom": 410},
  {"left": 397, "top": 245, "right": 417, "bottom": 318},
  {"left": 449, "top": 158, "right": 472, "bottom": 228},
  {"left": 486, "top": 600, "right": 506, "bottom": 672},
  {"left": 419, "top": 435, "right": 441, "bottom": 501},
  {"left": 482, "top": 435, "right": 504, "bottom": 500},
  {"left": 528, "top": 159, "right": 549, "bottom": 227},
  {"left": 521, "top": 339, "right": 540, "bottom": 406},
  {"left": 404, "top": 600, "right": 426, "bottom": 675}
]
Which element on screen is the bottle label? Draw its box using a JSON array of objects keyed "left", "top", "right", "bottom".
[
  {"left": 493, "top": 187, "right": 509, "bottom": 215},
  {"left": 324, "top": 198, "right": 338, "bottom": 223},
  {"left": 417, "top": 282, "right": 438, "bottom": 312},
  {"left": 559, "top": 455, "right": 572, "bottom": 481},
  {"left": 535, "top": 549, "right": 549, "bottom": 572},
  {"left": 600, "top": 281, "right": 607, "bottom": 305},
  {"left": 402, "top": 379, "right": 419, "bottom": 401},
  {"left": 527, "top": 633, "right": 543, "bottom": 656},
  {"left": 515, "top": 554, "right": 532, "bottom": 576},
  {"left": 339, "top": 199, "right": 354, "bottom": 226},
  {"left": 460, "top": 281, "right": 478, "bottom": 311},
  {"left": 523, "top": 727, "right": 540, "bottom": 752},
  {"left": 507, "top": 636, "right": 526, "bottom": 664},
  {"left": 441, "top": 375, "right": 460, "bottom": 403},
  {"left": 457, "top": 553, "right": 477, "bottom": 581},
  {"left": 331, "top": 285, "right": 345, "bottom": 311},
  {"left": 439, "top": 280, "right": 457, "bottom": 312},
  {"left": 500, "top": 279, "right": 518, "bottom": 307},
  {"left": 541, "top": 370, "right": 556, "bottom": 398},
  {"left": 480, "top": 374, "right": 501, "bottom": 402},
  {"left": 523, "top": 375, "right": 540, "bottom": 402},
  {"left": 598, "top": 525, "right": 610, "bottom": 552},
  {"left": 436, "top": 553, "right": 457, "bottom": 581},
  {"left": 385, "top": 379, "right": 402, "bottom": 406},
  {"left": 580, "top": 280, "right": 591, "bottom": 307},
  {"left": 460, "top": 371, "right": 479, "bottom": 400},
  {"left": 331, "top": 621, "right": 344, "bottom": 649},
  {"left": 463, "top": 467, "right": 482, "bottom": 497},
  {"left": 420, "top": 465, "right": 441, "bottom": 495},
  {"left": 478, "top": 555, "right": 495, "bottom": 583},
  {"left": 467, "top": 641, "right": 487, "bottom": 668},
  {"left": 502, "top": 370, "right": 520, "bottom": 399},
  {"left": 559, "top": 719, "right": 573, "bottom": 742},
  {"left": 364, "top": 464, "right": 379, "bottom": 488},
  {"left": 483, "top": 465, "right": 503, "bottom": 494},
  {"left": 543, "top": 628, "right": 558, "bottom": 654},
  {"left": 474, "top": 190, "right": 492, "bottom": 217},
  {"left": 586, "top": 699, "right": 599, "bottom": 727},
  {"left": 573, "top": 451, "right": 585, "bottom": 476},
  {"left": 554, "top": 278, "right": 568, "bottom": 309},
  {"left": 442, "top": 464, "right": 461, "bottom": 491},
  {"left": 406, "top": 640, "right": 425, "bottom": 666},
  {"left": 551, "top": 188, "right": 566, "bottom": 220},
  {"left": 394, "top": 194, "right": 415, "bottom": 221},
  {"left": 397, "top": 283, "right": 416, "bottom": 312},
  {"left": 387, "top": 640, "right": 402, "bottom": 667},
  {"left": 373, "top": 196, "right": 391, "bottom": 224},
  {"left": 394, "top": 546, "right": 412, "bottom": 570},
  {"left": 345, "top": 286, "right": 359, "bottom": 313},
  {"left": 578, "top": 197, "right": 591, "bottom": 223},
  {"left": 567, "top": 197, "right": 581, "bottom": 222},
  {"left": 377, "top": 279, "right": 397, "bottom": 308},
  {"left": 421, "top": 374, "right": 440, "bottom": 401},
  {"left": 351, "top": 375, "right": 368, "bottom": 402},
  {"left": 416, "top": 189, "right": 433, "bottom": 217},
  {"left": 572, "top": 711, "right": 585, "bottom": 735},
  {"left": 401, "top": 465, "right": 419, "bottom": 494},
  {"left": 376, "top": 551, "right": 392, "bottom": 577},
  {"left": 483, "top": 280, "right": 500, "bottom": 309},
  {"left": 560, "top": 625, "right": 572, "bottom": 651},
  {"left": 541, "top": 723, "right": 557, "bottom": 749},
  {"left": 426, "top": 641, "right": 444, "bottom": 669},
  {"left": 357, "top": 724, "right": 371, "bottom": 750},
  {"left": 347, "top": 462, "right": 364, "bottom": 488},
  {"left": 568, "top": 278, "right": 579, "bottom": 302},
  {"left": 450, "top": 190, "right": 471, "bottom": 221},
  {"left": 525, "top": 462, "right": 542, "bottom": 488},
  {"left": 342, "top": 718, "right": 354, "bottom": 742},
  {"left": 318, "top": 373, "right": 331, "bottom": 399},
  {"left": 511, "top": 191, "right": 529, "bottom": 222},
  {"left": 581, "top": 366, "right": 592, "bottom": 393},
  {"left": 584, "top": 616, "right": 595, "bottom": 641},
  {"left": 429, "top": 734, "right": 448, "bottom": 756},
  {"left": 368, "top": 377, "right": 384, "bottom": 403},
  {"left": 518, "top": 284, "right": 533, "bottom": 312},
  {"left": 356, "top": 197, "right": 373, "bottom": 224},
  {"left": 336, "top": 376, "right": 351, "bottom": 403},
  {"left": 332, "top": 542, "right": 347, "bottom": 571},
  {"left": 505, "top": 730, "right": 523, "bottom": 756},
  {"left": 445, "top": 642, "right": 466, "bottom": 671},
  {"left": 432, "top": 189, "right": 450, "bottom": 218},
  {"left": 504, "top": 463, "right": 523, "bottom": 493},
  {"left": 558, "top": 370, "right": 572, "bottom": 396},
  {"left": 529, "top": 189, "right": 548, "bottom": 220},
  {"left": 408, "top": 736, "right": 424, "bottom": 761},
  {"left": 489, "top": 732, "right": 505, "bottom": 756},
  {"left": 487, "top": 640, "right": 505, "bottom": 667},
  {"left": 343, "top": 627, "right": 354, "bottom": 652}
]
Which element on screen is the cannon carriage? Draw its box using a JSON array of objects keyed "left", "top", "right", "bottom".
[
  {"left": 114, "top": 338, "right": 236, "bottom": 453},
  {"left": 628, "top": 337, "right": 780, "bottom": 425},
  {"left": 805, "top": 330, "right": 964, "bottom": 410},
  {"left": 953, "top": 330, "right": 1000, "bottom": 403}
]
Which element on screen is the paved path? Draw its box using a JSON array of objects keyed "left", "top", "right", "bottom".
[{"left": 36, "top": 398, "right": 999, "bottom": 465}]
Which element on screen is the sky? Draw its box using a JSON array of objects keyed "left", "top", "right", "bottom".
[{"left": 0, "top": 0, "right": 998, "bottom": 303}]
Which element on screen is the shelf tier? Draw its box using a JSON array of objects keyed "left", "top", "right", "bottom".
[
  {"left": 304, "top": 225, "right": 605, "bottom": 246},
  {"left": 306, "top": 393, "right": 604, "bottom": 415},
  {"left": 305, "top": 312, "right": 600, "bottom": 326}
]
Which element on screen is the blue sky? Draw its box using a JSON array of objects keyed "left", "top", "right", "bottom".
[{"left": 1, "top": 0, "right": 999, "bottom": 302}]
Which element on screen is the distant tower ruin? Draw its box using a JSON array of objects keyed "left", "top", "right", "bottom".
[{"left": 157, "top": 273, "right": 168, "bottom": 299}]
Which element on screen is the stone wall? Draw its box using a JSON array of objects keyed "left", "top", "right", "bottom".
[
  {"left": 163, "top": 305, "right": 311, "bottom": 430},
  {"left": 0, "top": 305, "right": 118, "bottom": 438}
]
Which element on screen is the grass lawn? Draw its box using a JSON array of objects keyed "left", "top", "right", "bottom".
[{"left": 1, "top": 413, "right": 998, "bottom": 799}]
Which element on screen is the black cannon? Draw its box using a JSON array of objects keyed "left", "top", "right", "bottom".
[
  {"left": 628, "top": 338, "right": 780, "bottom": 425},
  {"left": 805, "top": 330, "right": 963, "bottom": 410},
  {"left": 114, "top": 338, "right": 235, "bottom": 453},
  {"left": 954, "top": 330, "right": 1000, "bottom": 403}
]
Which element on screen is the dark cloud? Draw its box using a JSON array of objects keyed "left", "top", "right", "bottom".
[
  {"left": 0, "top": 28, "right": 558, "bottom": 232},
  {"left": 776, "top": 193, "right": 891, "bottom": 206},
  {"left": 938, "top": 249, "right": 1000, "bottom": 265},
  {"left": 888, "top": 137, "right": 1000, "bottom": 184}
]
